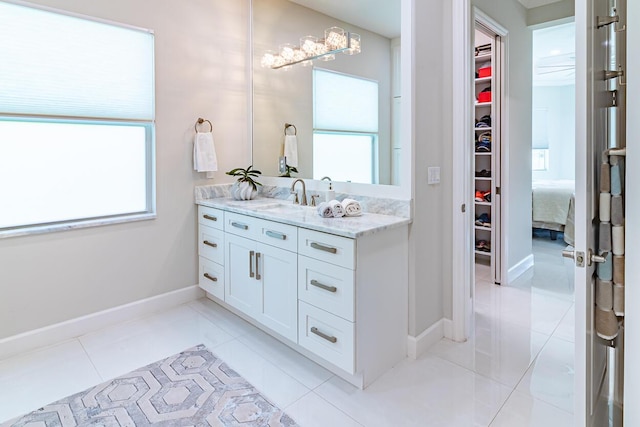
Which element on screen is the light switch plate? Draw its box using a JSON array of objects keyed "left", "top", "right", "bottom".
[
  {"left": 428, "top": 167, "right": 440, "bottom": 184},
  {"left": 278, "top": 156, "right": 287, "bottom": 173}
]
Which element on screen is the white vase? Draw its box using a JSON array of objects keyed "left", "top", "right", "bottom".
[{"left": 231, "top": 181, "right": 258, "bottom": 200}]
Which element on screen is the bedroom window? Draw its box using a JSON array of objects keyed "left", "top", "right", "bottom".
[
  {"left": 312, "top": 68, "right": 379, "bottom": 183},
  {"left": 532, "top": 148, "right": 549, "bottom": 171},
  {"left": 0, "top": 2, "right": 155, "bottom": 236}
]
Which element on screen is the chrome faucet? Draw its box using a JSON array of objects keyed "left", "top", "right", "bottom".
[{"left": 290, "top": 178, "right": 307, "bottom": 206}]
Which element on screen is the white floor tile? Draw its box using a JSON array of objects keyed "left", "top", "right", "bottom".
[
  {"left": 0, "top": 340, "right": 102, "bottom": 423},
  {"left": 212, "top": 339, "right": 311, "bottom": 409},
  {"left": 489, "top": 390, "right": 573, "bottom": 427},
  {"left": 237, "top": 328, "right": 334, "bottom": 390},
  {"left": 315, "top": 354, "right": 511, "bottom": 427},
  {"left": 516, "top": 336, "right": 574, "bottom": 414},
  {"left": 79, "top": 304, "right": 234, "bottom": 380},
  {"left": 285, "top": 392, "right": 363, "bottom": 427},
  {"left": 429, "top": 313, "right": 549, "bottom": 388},
  {"left": 188, "top": 298, "right": 257, "bottom": 338},
  {"left": 552, "top": 304, "right": 575, "bottom": 343}
]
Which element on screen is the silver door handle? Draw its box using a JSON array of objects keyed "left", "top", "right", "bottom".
[
  {"left": 232, "top": 221, "right": 248, "bottom": 230},
  {"left": 310, "top": 242, "right": 337, "bottom": 254},
  {"left": 562, "top": 249, "right": 585, "bottom": 267},
  {"left": 310, "top": 326, "right": 337, "bottom": 343},
  {"left": 266, "top": 230, "right": 286, "bottom": 240},
  {"left": 203, "top": 214, "right": 218, "bottom": 221},
  {"left": 203, "top": 273, "right": 218, "bottom": 282},
  {"left": 562, "top": 249, "right": 575, "bottom": 259},
  {"left": 203, "top": 240, "right": 217, "bottom": 248},
  {"left": 310, "top": 279, "right": 337, "bottom": 293},
  {"left": 255, "top": 252, "right": 261, "bottom": 280},
  {"left": 590, "top": 249, "right": 609, "bottom": 265},
  {"left": 249, "top": 250, "right": 255, "bottom": 278}
]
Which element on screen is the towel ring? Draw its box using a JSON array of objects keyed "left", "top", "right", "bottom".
[
  {"left": 195, "top": 118, "right": 213, "bottom": 133},
  {"left": 284, "top": 123, "right": 297, "bottom": 135}
]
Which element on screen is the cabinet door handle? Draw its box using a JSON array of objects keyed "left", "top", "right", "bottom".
[
  {"left": 266, "top": 230, "right": 286, "bottom": 240},
  {"left": 310, "top": 279, "right": 337, "bottom": 293},
  {"left": 203, "top": 273, "right": 218, "bottom": 282},
  {"left": 310, "top": 242, "right": 337, "bottom": 254},
  {"left": 249, "top": 250, "right": 255, "bottom": 278},
  {"left": 311, "top": 327, "right": 337, "bottom": 343},
  {"left": 232, "top": 222, "right": 249, "bottom": 230},
  {"left": 255, "top": 252, "right": 261, "bottom": 280},
  {"left": 203, "top": 240, "right": 217, "bottom": 248},
  {"left": 203, "top": 214, "right": 218, "bottom": 221}
]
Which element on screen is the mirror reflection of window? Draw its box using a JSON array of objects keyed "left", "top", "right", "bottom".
[{"left": 312, "top": 68, "right": 379, "bottom": 183}]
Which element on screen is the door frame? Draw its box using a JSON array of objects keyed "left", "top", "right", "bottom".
[{"left": 451, "top": 0, "right": 508, "bottom": 342}]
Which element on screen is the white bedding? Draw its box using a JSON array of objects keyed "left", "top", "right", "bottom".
[{"left": 532, "top": 180, "right": 575, "bottom": 225}]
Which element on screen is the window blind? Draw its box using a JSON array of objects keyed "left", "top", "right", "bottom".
[{"left": 0, "top": 1, "right": 154, "bottom": 120}]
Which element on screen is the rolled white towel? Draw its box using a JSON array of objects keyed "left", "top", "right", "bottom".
[
  {"left": 317, "top": 202, "right": 333, "bottom": 218},
  {"left": 328, "top": 200, "right": 345, "bottom": 218},
  {"left": 341, "top": 198, "right": 362, "bottom": 217}
]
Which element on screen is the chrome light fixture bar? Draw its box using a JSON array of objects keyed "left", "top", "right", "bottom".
[{"left": 261, "top": 27, "right": 361, "bottom": 70}]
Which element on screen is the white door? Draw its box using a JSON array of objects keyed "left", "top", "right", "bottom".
[
  {"left": 574, "top": 0, "right": 611, "bottom": 424},
  {"left": 225, "top": 233, "right": 259, "bottom": 316},
  {"left": 256, "top": 242, "right": 298, "bottom": 342}
]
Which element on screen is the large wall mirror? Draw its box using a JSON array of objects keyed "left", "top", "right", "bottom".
[{"left": 251, "top": 0, "right": 402, "bottom": 186}]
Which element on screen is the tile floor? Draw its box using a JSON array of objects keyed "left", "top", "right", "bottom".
[{"left": 1, "top": 235, "right": 582, "bottom": 426}]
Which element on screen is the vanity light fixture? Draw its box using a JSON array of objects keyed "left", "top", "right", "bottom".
[{"left": 261, "top": 27, "right": 361, "bottom": 70}]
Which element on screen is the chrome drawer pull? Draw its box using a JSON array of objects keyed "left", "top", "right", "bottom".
[
  {"left": 310, "top": 242, "right": 337, "bottom": 254},
  {"left": 249, "top": 250, "right": 255, "bottom": 278},
  {"left": 266, "top": 230, "right": 286, "bottom": 240},
  {"left": 310, "top": 279, "right": 337, "bottom": 293},
  {"left": 255, "top": 252, "right": 261, "bottom": 280},
  {"left": 203, "top": 273, "right": 218, "bottom": 282},
  {"left": 203, "top": 214, "right": 217, "bottom": 221},
  {"left": 232, "top": 222, "right": 248, "bottom": 230},
  {"left": 311, "top": 327, "right": 337, "bottom": 343},
  {"left": 203, "top": 240, "right": 217, "bottom": 248}
]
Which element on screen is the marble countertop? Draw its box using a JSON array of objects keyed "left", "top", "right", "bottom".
[{"left": 197, "top": 197, "right": 411, "bottom": 238}]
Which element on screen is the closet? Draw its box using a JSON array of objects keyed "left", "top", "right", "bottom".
[{"left": 473, "top": 27, "right": 501, "bottom": 284}]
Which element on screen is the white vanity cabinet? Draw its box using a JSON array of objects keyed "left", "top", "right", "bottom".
[
  {"left": 223, "top": 212, "right": 298, "bottom": 342},
  {"left": 197, "top": 201, "right": 409, "bottom": 389}
]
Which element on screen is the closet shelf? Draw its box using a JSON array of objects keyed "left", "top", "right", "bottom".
[
  {"left": 475, "top": 53, "right": 492, "bottom": 62},
  {"left": 474, "top": 225, "right": 491, "bottom": 231},
  {"left": 475, "top": 102, "right": 492, "bottom": 107},
  {"left": 475, "top": 77, "right": 491, "bottom": 84},
  {"left": 475, "top": 152, "right": 492, "bottom": 156},
  {"left": 475, "top": 250, "right": 491, "bottom": 256},
  {"left": 474, "top": 127, "right": 493, "bottom": 131},
  {"left": 475, "top": 201, "right": 491, "bottom": 206},
  {"left": 475, "top": 177, "right": 491, "bottom": 181}
]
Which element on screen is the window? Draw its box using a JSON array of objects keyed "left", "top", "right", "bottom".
[
  {"left": 0, "top": 2, "right": 155, "bottom": 235},
  {"left": 312, "top": 69, "right": 378, "bottom": 183}
]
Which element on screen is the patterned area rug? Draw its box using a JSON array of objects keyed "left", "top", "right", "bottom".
[{"left": 4, "top": 345, "right": 299, "bottom": 426}]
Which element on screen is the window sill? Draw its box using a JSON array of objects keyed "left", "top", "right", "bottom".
[{"left": 0, "top": 213, "right": 157, "bottom": 240}]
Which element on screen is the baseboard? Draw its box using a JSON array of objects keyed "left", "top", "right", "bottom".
[
  {"left": 443, "top": 318, "right": 454, "bottom": 340},
  {"left": 507, "top": 254, "right": 534, "bottom": 285},
  {"left": 407, "top": 318, "right": 445, "bottom": 360},
  {"left": 0, "top": 286, "right": 204, "bottom": 361}
]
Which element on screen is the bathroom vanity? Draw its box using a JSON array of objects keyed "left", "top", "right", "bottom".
[{"left": 196, "top": 197, "right": 410, "bottom": 388}]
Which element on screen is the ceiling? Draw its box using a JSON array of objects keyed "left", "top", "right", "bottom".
[{"left": 288, "top": 0, "right": 401, "bottom": 39}]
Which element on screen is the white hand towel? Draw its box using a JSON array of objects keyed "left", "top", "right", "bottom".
[
  {"left": 317, "top": 202, "right": 333, "bottom": 218},
  {"left": 328, "top": 200, "right": 345, "bottom": 218},
  {"left": 194, "top": 132, "right": 218, "bottom": 173},
  {"left": 284, "top": 135, "right": 298, "bottom": 167},
  {"left": 341, "top": 198, "right": 362, "bottom": 217}
]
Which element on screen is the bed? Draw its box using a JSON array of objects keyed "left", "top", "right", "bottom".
[{"left": 532, "top": 180, "right": 575, "bottom": 246}]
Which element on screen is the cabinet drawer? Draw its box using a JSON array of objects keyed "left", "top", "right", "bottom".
[
  {"left": 298, "top": 256, "right": 355, "bottom": 321},
  {"left": 298, "top": 228, "right": 355, "bottom": 269},
  {"left": 199, "top": 257, "right": 224, "bottom": 300},
  {"left": 299, "top": 301, "right": 355, "bottom": 374},
  {"left": 224, "top": 211, "right": 261, "bottom": 240},
  {"left": 198, "top": 225, "right": 224, "bottom": 264},
  {"left": 198, "top": 205, "right": 224, "bottom": 229},
  {"left": 256, "top": 220, "right": 297, "bottom": 252}
]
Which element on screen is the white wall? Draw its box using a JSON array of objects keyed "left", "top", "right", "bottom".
[
  {"left": 0, "top": 0, "right": 250, "bottom": 339},
  {"left": 532, "top": 84, "right": 576, "bottom": 181}
]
